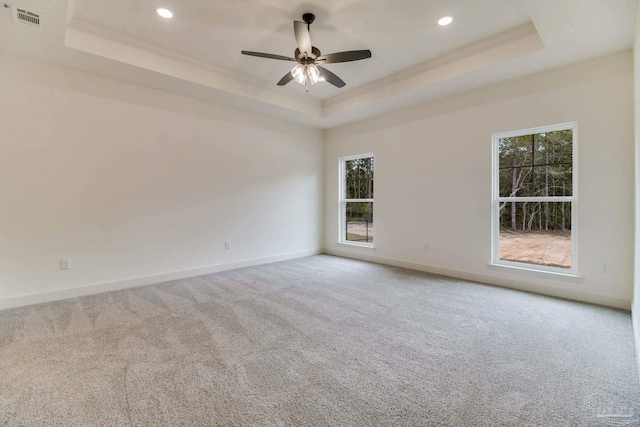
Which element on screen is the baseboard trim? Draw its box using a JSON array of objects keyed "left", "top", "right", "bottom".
[
  {"left": 633, "top": 301, "right": 640, "bottom": 386},
  {"left": 325, "top": 249, "right": 631, "bottom": 310},
  {"left": 0, "top": 249, "right": 321, "bottom": 310}
]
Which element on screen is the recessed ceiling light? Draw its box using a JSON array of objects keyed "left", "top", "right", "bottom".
[
  {"left": 157, "top": 8, "right": 173, "bottom": 19},
  {"left": 438, "top": 16, "right": 453, "bottom": 26}
]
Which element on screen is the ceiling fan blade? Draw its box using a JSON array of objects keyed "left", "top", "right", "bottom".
[
  {"left": 317, "top": 66, "right": 346, "bottom": 88},
  {"left": 294, "top": 21, "right": 312, "bottom": 57},
  {"left": 241, "top": 51, "right": 297, "bottom": 61},
  {"left": 317, "top": 50, "right": 372, "bottom": 63},
  {"left": 277, "top": 72, "right": 294, "bottom": 86}
]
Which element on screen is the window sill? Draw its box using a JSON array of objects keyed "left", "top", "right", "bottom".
[
  {"left": 338, "top": 241, "right": 376, "bottom": 250},
  {"left": 486, "top": 262, "right": 584, "bottom": 282}
]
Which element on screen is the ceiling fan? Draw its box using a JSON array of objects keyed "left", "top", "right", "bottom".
[{"left": 241, "top": 13, "right": 371, "bottom": 88}]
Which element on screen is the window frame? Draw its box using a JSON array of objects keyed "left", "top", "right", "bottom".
[
  {"left": 339, "top": 153, "right": 375, "bottom": 248},
  {"left": 491, "top": 122, "right": 578, "bottom": 275}
]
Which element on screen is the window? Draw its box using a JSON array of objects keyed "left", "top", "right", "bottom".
[
  {"left": 492, "top": 123, "right": 577, "bottom": 274},
  {"left": 340, "top": 154, "right": 374, "bottom": 246}
]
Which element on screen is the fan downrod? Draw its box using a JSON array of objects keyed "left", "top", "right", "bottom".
[{"left": 302, "top": 13, "right": 315, "bottom": 26}]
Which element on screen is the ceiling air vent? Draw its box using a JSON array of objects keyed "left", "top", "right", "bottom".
[{"left": 11, "top": 5, "right": 42, "bottom": 29}]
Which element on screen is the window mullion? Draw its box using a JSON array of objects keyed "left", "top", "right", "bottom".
[{"left": 498, "top": 196, "right": 573, "bottom": 203}]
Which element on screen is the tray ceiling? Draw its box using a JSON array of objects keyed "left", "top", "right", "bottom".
[{"left": 0, "top": 0, "right": 636, "bottom": 128}]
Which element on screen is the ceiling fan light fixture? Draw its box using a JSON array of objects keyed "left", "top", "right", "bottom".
[
  {"left": 307, "top": 64, "right": 321, "bottom": 85},
  {"left": 291, "top": 64, "right": 306, "bottom": 84},
  {"left": 157, "top": 8, "right": 174, "bottom": 19}
]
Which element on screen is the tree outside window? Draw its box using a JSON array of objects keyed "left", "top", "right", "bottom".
[
  {"left": 340, "top": 155, "right": 374, "bottom": 246},
  {"left": 493, "top": 123, "right": 576, "bottom": 273}
]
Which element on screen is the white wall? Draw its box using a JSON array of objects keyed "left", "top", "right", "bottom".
[
  {"left": 633, "top": 0, "right": 640, "bottom": 383},
  {"left": 0, "top": 53, "right": 324, "bottom": 309},
  {"left": 0, "top": 48, "right": 635, "bottom": 314},
  {"left": 325, "top": 50, "right": 635, "bottom": 309}
]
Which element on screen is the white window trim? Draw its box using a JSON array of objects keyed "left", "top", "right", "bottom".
[
  {"left": 339, "top": 153, "right": 374, "bottom": 248},
  {"left": 490, "top": 122, "right": 578, "bottom": 276}
]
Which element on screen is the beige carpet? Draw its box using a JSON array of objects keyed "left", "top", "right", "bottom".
[{"left": 1, "top": 255, "right": 638, "bottom": 426}]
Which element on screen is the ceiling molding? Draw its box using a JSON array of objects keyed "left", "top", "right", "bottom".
[
  {"left": 44, "top": 0, "right": 632, "bottom": 130},
  {"left": 65, "top": 15, "right": 542, "bottom": 129},
  {"left": 65, "top": 15, "right": 322, "bottom": 121},
  {"left": 321, "top": 22, "right": 543, "bottom": 124}
]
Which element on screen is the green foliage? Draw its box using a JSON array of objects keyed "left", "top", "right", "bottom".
[
  {"left": 345, "top": 157, "right": 374, "bottom": 200},
  {"left": 345, "top": 157, "right": 374, "bottom": 222},
  {"left": 498, "top": 130, "right": 572, "bottom": 231},
  {"left": 346, "top": 202, "right": 373, "bottom": 222}
]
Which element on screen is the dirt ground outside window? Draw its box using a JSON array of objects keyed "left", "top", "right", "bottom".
[
  {"left": 499, "top": 230, "right": 572, "bottom": 269},
  {"left": 346, "top": 221, "right": 373, "bottom": 243}
]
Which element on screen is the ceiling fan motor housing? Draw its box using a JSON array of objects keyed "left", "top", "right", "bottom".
[{"left": 295, "top": 47, "right": 321, "bottom": 62}]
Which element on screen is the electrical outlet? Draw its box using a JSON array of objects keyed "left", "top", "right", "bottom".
[
  {"left": 225, "top": 242, "right": 231, "bottom": 250},
  {"left": 60, "top": 258, "right": 71, "bottom": 270},
  {"left": 599, "top": 263, "right": 609, "bottom": 274}
]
